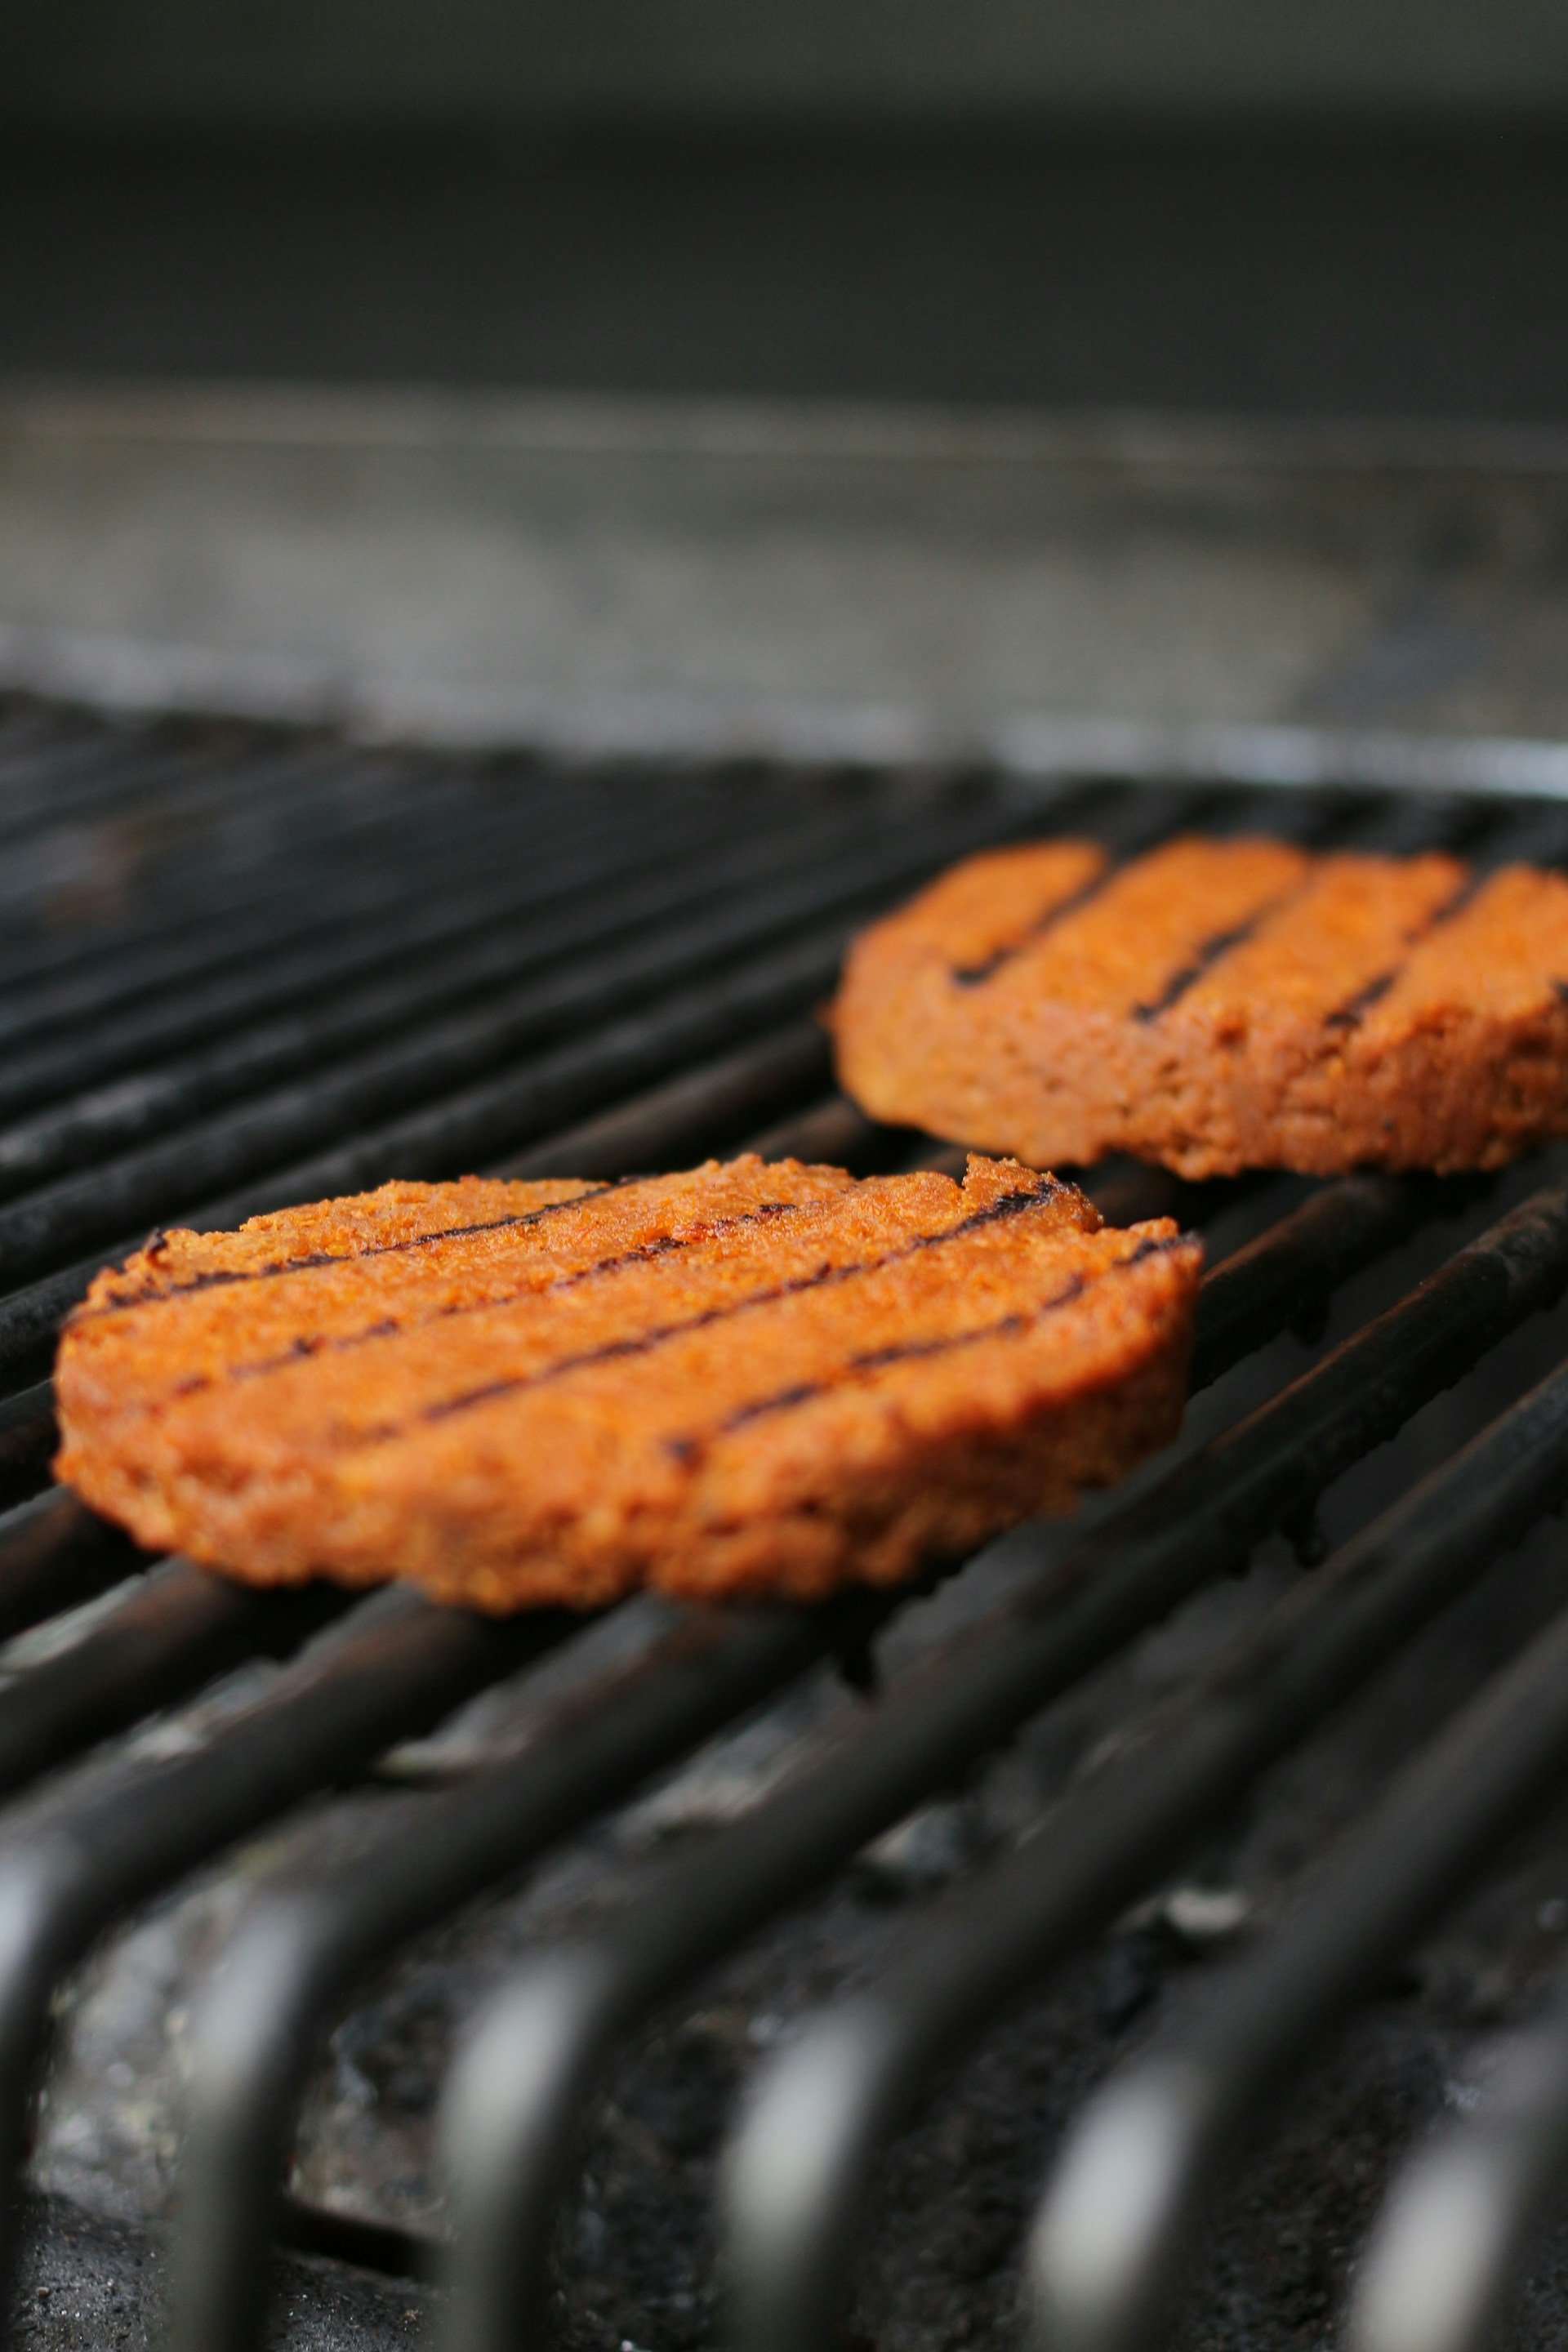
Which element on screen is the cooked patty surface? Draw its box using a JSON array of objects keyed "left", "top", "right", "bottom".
[
  {"left": 832, "top": 835, "right": 1568, "bottom": 1176},
  {"left": 53, "top": 1156, "right": 1200, "bottom": 1610}
]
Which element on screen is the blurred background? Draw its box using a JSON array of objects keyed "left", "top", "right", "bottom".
[{"left": 4, "top": 0, "right": 1568, "bottom": 764}]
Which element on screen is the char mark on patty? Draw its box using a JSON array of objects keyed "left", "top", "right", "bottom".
[
  {"left": 1322, "top": 871, "right": 1487, "bottom": 1033},
  {"left": 74, "top": 1179, "right": 636, "bottom": 1318},
  {"left": 160, "top": 1198, "right": 814, "bottom": 1405},
  {"left": 667, "top": 1231, "right": 1187, "bottom": 1459},
  {"left": 346, "top": 1180, "right": 1067, "bottom": 1450},
  {"left": 950, "top": 862, "right": 1118, "bottom": 987},
  {"left": 1130, "top": 886, "right": 1304, "bottom": 1024}
]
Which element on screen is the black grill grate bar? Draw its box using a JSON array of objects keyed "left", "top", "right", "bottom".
[
  {"left": 1183, "top": 785, "right": 1355, "bottom": 844},
  {"left": 0, "top": 1379, "right": 60, "bottom": 1517},
  {"left": 0, "top": 704, "right": 82, "bottom": 775},
  {"left": 0, "top": 733, "right": 227, "bottom": 844},
  {"left": 0, "top": 818, "right": 1034, "bottom": 1326},
  {"left": 5, "top": 728, "right": 417, "bottom": 841},
  {"left": 0, "top": 723, "right": 471, "bottom": 853},
  {"left": 0, "top": 1563, "right": 348, "bottom": 1804},
  {"left": 1026, "top": 1571, "right": 1568, "bottom": 2352},
  {"left": 1187, "top": 1171, "right": 1437, "bottom": 1387},
  {"left": 0, "top": 753, "right": 572, "bottom": 974},
  {"left": 0, "top": 712, "right": 308, "bottom": 813},
  {"left": 0, "top": 789, "right": 738, "bottom": 1139},
  {"left": 742, "top": 1093, "right": 902, "bottom": 1173},
  {"left": 425, "top": 1176, "right": 1568, "bottom": 2352},
  {"left": 497, "top": 1020, "right": 835, "bottom": 1183},
  {"left": 718, "top": 1348, "right": 1568, "bottom": 2352},
  {"left": 0, "top": 1490, "right": 150, "bottom": 1641},
  {"left": 173, "top": 915, "right": 1114, "bottom": 1236},
  {"left": 1343, "top": 788, "right": 1549, "bottom": 860},
  {"left": 0, "top": 782, "right": 986, "bottom": 1389},
  {"left": 0, "top": 792, "right": 916, "bottom": 1194},
  {"left": 0, "top": 737, "right": 684, "bottom": 1009},
  {"left": 158, "top": 1592, "right": 886, "bottom": 2352},
  {"left": 0, "top": 791, "right": 1036, "bottom": 1292},
  {"left": 0, "top": 1491, "right": 146, "bottom": 1650},
  {"left": 0, "top": 751, "right": 1005, "bottom": 1049},
  {"left": 1467, "top": 799, "right": 1568, "bottom": 868},
  {"left": 0, "top": 743, "right": 991, "bottom": 1020},
  {"left": 142, "top": 777, "right": 1544, "bottom": 1271},
  {"left": 0, "top": 1583, "right": 580, "bottom": 2315},
  {"left": 1350, "top": 1977, "right": 1568, "bottom": 2352},
  {"left": 0, "top": 771, "right": 1486, "bottom": 1100},
  {"left": 0, "top": 761, "right": 604, "bottom": 1048},
  {"left": 0, "top": 737, "right": 439, "bottom": 942},
  {"left": 0, "top": 797, "right": 448, "bottom": 1033}
]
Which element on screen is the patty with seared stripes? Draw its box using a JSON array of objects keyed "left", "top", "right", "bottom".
[
  {"left": 52, "top": 1156, "right": 1200, "bottom": 1610},
  {"left": 833, "top": 835, "right": 1568, "bottom": 1176}
]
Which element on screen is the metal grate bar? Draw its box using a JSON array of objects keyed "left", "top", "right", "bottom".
[
  {"left": 0, "top": 768, "right": 462, "bottom": 1023},
  {"left": 0, "top": 1379, "right": 60, "bottom": 1516},
  {"left": 0, "top": 784, "right": 669, "bottom": 1099},
  {"left": 423, "top": 1179, "right": 1568, "bottom": 2352},
  {"left": 0, "top": 735, "right": 220, "bottom": 849},
  {"left": 0, "top": 795, "right": 906, "bottom": 1196},
  {"left": 0, "top": 722, "right": 373, "bottom": 846},
  {"left": 0, "top": 741, "right": 690, "bottom": 1016},
  {"left": 498, "top": 1021, "right": 835, "bottom": 1183},
  {"left": 0, "top": 817, "right": 729, "bottom": 1166},
  {"left": 159, "top": 1592, "right": 893, "bottom": 2352},
  {"left": 0, "top": 1564, "right": 345, "bottom": 1801},
  {"left": 0, "top": 706, "right": 87, "bottom": 779},
  {"left": 0, "top": 795, "right": 1027, "bottom": 1297},
  {"left": 719, "top": 1352, "right": 1568, "bottom": 2352},
  {"left": 1026, "top": 1583, "right": 1568, "bottom": 2352},
  {"left": 0, "top": 765, "right": 684, "bottom": 1058},
  {"left": 0, "top": 911, "right": 901, "bottom": 1392},
  {"left": 0, "top": 1492, "right": 146, "bottom": 1648},
  {"left": 1351, "top": 1972, "right": 1568, "bottom": 2352},
  {"left": 0, "top": 1585, "right": 579, "bottom": 2310},
  {"left": 0, "top": 737, "right": 439, "bottom": 940}
]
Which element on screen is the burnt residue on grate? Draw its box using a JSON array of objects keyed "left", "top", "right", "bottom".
[{"left": 1, "top": 699, "right": 1568, "bottom": 2350}]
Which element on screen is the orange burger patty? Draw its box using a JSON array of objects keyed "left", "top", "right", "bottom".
[
  {"left": 832, "top": 834, "right": 1568, "bottom": 1177},
  {"left": 53, "top": 1155, "right": 1200, "bottom": 1610}
]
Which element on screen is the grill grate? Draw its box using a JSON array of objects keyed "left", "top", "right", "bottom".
[{"left": 0, "top": 697, "right": 1564, "bottom": 2349}]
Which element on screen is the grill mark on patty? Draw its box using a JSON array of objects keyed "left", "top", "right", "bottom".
[
  {"left": 1131, "top": 883, "right": 1307, "bottom": 1024},
  {"left": 161, "top": 1197, "right": 812, "bottom": 1402},
  {"left": 1323, "top": 871, "right": 1485, "bottom": 1033},
  {"left": 73, "top": 1174, "right": 655, "bottom": 1321},
  {"left": 950, "top": 861, "right": 1117, "bottom": 987},
  {"left": 668, "top": 1231, "right": 1183, "bottom": 1459},
  {"left": 341, "top": 1178, "right": 1067, "bottom": 1448}
]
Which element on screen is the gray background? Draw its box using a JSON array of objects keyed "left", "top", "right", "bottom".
[{"left": 7, "top": 0, "right": 1568, "bottom": 125}]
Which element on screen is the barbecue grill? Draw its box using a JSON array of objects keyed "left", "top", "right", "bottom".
[{"left": 2, "top": 693, "right": 1568, "bottom": 2352}]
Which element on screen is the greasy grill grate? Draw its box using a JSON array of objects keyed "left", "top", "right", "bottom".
[{"left": 0, "top": 697, "right": 1563, "bottom": 2352}]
